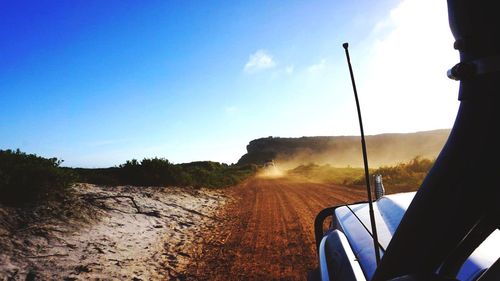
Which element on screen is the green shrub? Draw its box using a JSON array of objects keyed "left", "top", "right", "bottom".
[
  {"left": 0, "top": 149, "right": 254, "bottom": 206},
  {"left": 71, "top": 158, "right": 257, "bottom": 188},
  {"left": 348, "top": 156, "right": 435, "bottom": 191},
  {"left": 118, "top": 158, "right": 185, "bottom": 186},
  {"left": 0, "top": 149, "right": 76, "bottom": 206},
  {"left": 289, "top": 157, "right": 435, "bottom": 192},
  {"left": 70, "top": 167, "right": 120, "bottom": 186}
]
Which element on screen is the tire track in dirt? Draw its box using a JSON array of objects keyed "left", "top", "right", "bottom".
[{"left": 187, "top": 176, "right": 366, "bottom": 281}]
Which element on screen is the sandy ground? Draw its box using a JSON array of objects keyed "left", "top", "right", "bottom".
[
  {"left": 0, "top": 184, "right": 227, "bottom": 281},
  {"left": 187, "top": 176, "right": 367, "bottom": 281}
]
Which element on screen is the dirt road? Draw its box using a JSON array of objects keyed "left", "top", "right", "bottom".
[{"left": 188, "top": 176, "right": 367, "bottom": 281}]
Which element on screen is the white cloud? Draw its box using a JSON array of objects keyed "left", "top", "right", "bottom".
[
  {"left": 357, "top": 0, "right": 459, "bottom": 134},
  {"left": 285, "top": 65, "right": 294, "bottom": 74},
  {"left": 307, "top": 59, "right": 327, "bottom": 74},
  {"left": 244, "top": 50, "right": 276, "bottom": 73}
]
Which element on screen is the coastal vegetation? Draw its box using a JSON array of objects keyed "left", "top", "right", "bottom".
[
  {"left": 289, "top": 156, "right": 436, "bottom": 193},
  {"left": 0, "top": 147, "right": 433, "bottom": 207},
  {"left": 0, "top": 149, "right": 256, "bottom": 207}
]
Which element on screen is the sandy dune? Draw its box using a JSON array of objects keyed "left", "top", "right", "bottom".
[{"left": 0, "top": 184, "right": 227, "bottom": 280}]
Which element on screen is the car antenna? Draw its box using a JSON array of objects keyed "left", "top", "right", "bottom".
[{"left": 342, "top": 42, "right": 381, "bottom": 265}]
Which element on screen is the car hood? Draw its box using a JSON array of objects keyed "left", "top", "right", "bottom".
[{"left": 334, "top": 192, "right": 499, "bottom": 281}]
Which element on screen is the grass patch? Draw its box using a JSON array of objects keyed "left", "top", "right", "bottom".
[{"left": 289, "top": 164, "right": 364, "bottom": 185}]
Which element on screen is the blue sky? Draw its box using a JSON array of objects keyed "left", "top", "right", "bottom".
[{"left": 0, "top": 0, "right": 458, "bottom": 167}]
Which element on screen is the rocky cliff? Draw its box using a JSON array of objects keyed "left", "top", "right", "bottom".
[{"left": 237, "top": 129, "right": 450, "bottom": 168}]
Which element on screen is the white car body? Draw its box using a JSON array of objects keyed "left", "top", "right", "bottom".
[{"left": 318, "top": 192, "right": 499, "bottom": 281}]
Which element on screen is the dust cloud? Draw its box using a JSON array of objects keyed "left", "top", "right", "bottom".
[
  {"left": 272, "top": 131, "right": 448, "bottom": 169},
  {"left": 256, "top": 162, "right": 286, "bottom": 179},
  {"left": 244, "top": 130, "right": 450, "bottom": 170}
]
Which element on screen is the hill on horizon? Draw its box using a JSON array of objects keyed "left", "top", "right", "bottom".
[{"left": 237, "top": 129, "right": 451, "bottom": 168}]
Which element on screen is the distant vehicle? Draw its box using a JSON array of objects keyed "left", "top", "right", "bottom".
[
  {"left": 311, "top": 1, "right": 499, "bottom": 280},
  {"left": 263, "top": 159, "right": 276, "bottom": 168}
]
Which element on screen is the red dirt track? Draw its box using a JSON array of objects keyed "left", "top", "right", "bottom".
[{"left": 188, "top": 176, "right": 366, "bottom": 281}]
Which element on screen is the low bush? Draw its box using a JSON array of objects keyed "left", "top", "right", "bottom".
[
  {"left": 288, "top": 156, "right": 435, "bottom": 192},
  {"left": 348, "top": 156, "right": 435, "bottom": 192},
  {"left": 73, "top": 158, "right": 257, "bottom": 188},
  {"left": 0, "top": 149, "right": 76, "bottom": 206},
  {"left": 0, "top": 149, "right": 257, "bottom": 206}
]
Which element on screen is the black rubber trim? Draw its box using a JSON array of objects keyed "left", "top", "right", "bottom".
[{"left": 313, "top": 200, "right": 368, "bottom": 254}]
